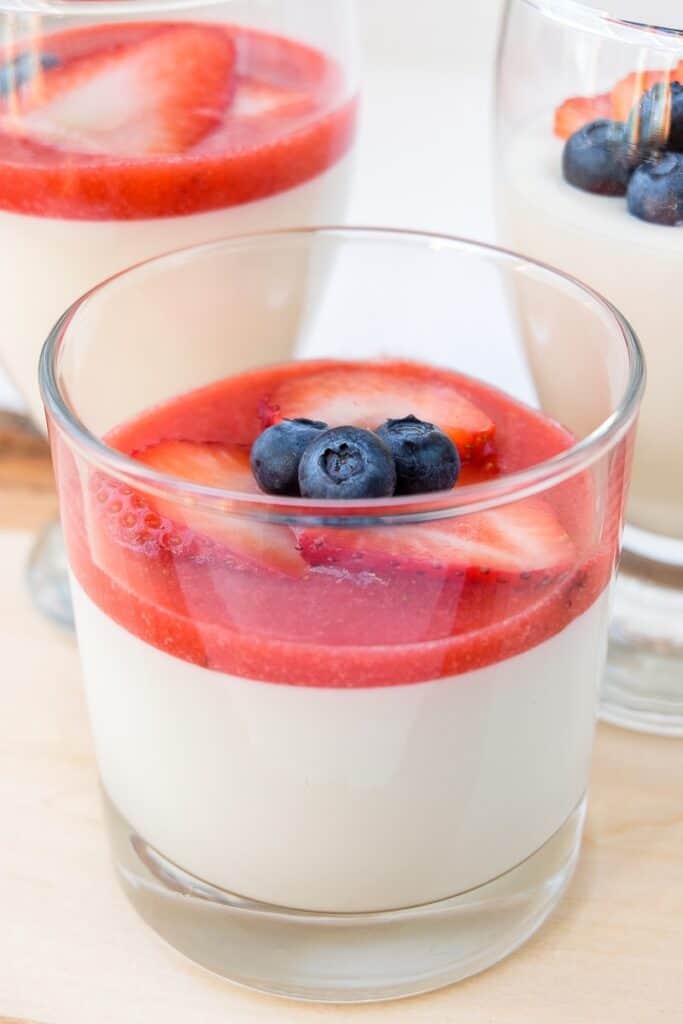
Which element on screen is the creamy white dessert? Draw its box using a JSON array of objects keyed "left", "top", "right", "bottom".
[
  {"left": 0, "top": 156, "right": 351, "bottom": 427},
  {"left": 72, "top": 577, "right": 608, "bottom": 914},
  {"left": 499, "top": 122, "right": 683, "bottom": 539},
  {"left": 55, "top": 351, "right": 616, "bottom": 925}
]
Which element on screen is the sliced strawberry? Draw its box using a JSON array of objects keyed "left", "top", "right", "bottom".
[
  {"left": 81, "top": 470, "right": 206, "bottom": 615},
  {"left": 135, "top": 440, "right": 305, "bottom": 578},
  {"left": 299, "top": 498, "right": 574, "bottom": 585},
  {"left": 89, "top": 473, "right": 201, "bottom": 559},
  {"left": 135, "top": 438, "right": 258, "bottom": 494},
  {"left": 553, "top": 92, "right": 613, "bottom": 140},
  {"left": 7, "top": 25, "right": 235, "bottom": 156},
  {"left": 231, "top": 78, "right": 313, "bottom": 120},
  {"left": 262, "top": 363, "right": 497, "bottom": 467}
]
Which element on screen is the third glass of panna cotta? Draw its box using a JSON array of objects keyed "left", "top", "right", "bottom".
[
  {"left": 496, "top": 0, "right": 683, "bottom": 734},
  {"left": 497, "top": 2, "right": 678, "bottom": 538},
  {"left": 0, "top": 0, "right": 357, "bottom": 426},
  {"left": 41, "top": 229, "right": 643, "bottom": 1002}
]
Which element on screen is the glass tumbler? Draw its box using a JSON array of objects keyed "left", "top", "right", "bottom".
[
  {"left": 0, "top": 0, "right": 357, "bottom": 624},
  {"left": 496, "top": 0, "right": 683, "bottom": 734},
  {"left": 41, "top": 228, "right": 642, "bottom": 1002}
]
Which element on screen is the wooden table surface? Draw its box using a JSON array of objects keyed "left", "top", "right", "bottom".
[{"left": 1, "top": 416, "right": 682, "bottom": 1024}]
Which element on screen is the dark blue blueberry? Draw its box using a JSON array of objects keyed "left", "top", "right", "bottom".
[
  {"left": 375, "top": 415, "right": 460, "bottom": 495},
  {"left": 670, "top": 82, "right": 683, "bottom": 150},
  {"left": 627, "top": 153, "right": 683, "bottom": 225},
  {"left": 250, "top": 418, "right": 327, "bottom": 495},
  {"left": 298, "top": 426, "right": 396, "bottom": 499},
  {"left": 0, "top": 53, "right": 59, "bottom": 97},
  {"left": 636, "top": 81, "right": 683, "bottom": 151},
  {"left": 562, "top": 119, "right": 634, "bottom": 195}
]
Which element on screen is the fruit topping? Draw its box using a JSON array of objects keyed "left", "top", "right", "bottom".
[
  {"left": 232, "top": 79, "right": 313, "bottom": 121},
  {"left": 137, "top": 437, "right": 256, "bottom": 490},
  {"left": 299, "top": 497, "right": 575, "bottom": 584},
  {"left": 134, "top": 439, "right": 305, "bottom": 576},
  {"left": 250, "top": 418, "right": 327, "bottom": 495},
  {"left": 5, "top": 25, "right": 236, "bottom": 156},
  {"left": 554, "top": 93, "right": 613, "bottom": 140},
  {"left": 90, "top": 471, "right": 200, "bottom": 559},
  {"left": 67, "top": 359, "right": 602, "bottom": 687},
  {"left": 562, "top": 119, "right": 634, "bottom": 195},
  {"left": 626, "top": 152, "right": 683, "bottom": 225},
  {"left": 262, "top": 363, "right": 496, "bottom": 465},
  {"left": 556, "top": 66, "right": 683, "bottom": 223},
  {"left": 610, "top": 68, "right": 677, "bottom": 123},
  {"left": 298, "top": 426, "right": 397, "bottom": 499},
  {"left": 0, "top": 22, "right": 357, "bottom": 218},
  {"left": 375, "top": 415, "right": 460, "bottom": 495},
  {"left": 667, "top": 81, "right": 683, "bottom": 150},
  {"left": 632, "top": 81, "right": 671, "bottom": 149},
  {"left": 635, "top": 80, "right": 683, "bottom": 151}
]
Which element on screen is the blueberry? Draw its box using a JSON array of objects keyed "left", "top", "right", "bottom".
[
  {"left": 375, "top": 415, "right": 460, "bottom": 495},
  {"left": 298, "top": 426, "right": 396, "bottom": 499},
  {"left": 251, "top": 418, "right": 327, "bottom": 495},
  {"left": 636, "top": 81, "right": 683, "bottom": 151},
  {"left": 0, "top": 53, "right": 58, "bottom": 97},
  {"left": 670, "top": 82, "right": 683, "bottom": 150},
  {"left": 562, "top": 119, "right": 634, "bottom": 195},
  {"left": 627, "top": 153, "right": 683, "bottom": 225}
]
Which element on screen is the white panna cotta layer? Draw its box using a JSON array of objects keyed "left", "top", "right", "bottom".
[
  {"left": 0, "top": 155, "right": 351, "bottom": 428},
  {"left": 499, "top": 123, "right": 683, "bottom": 539},
  {"left": 72, "top": 577, "right": 609, "bottom": 914}
]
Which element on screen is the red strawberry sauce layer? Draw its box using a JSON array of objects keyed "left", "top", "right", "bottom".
[
  {"left": 61, "top": 360, "right": 620, "bottom": 687},
  {"left": 0, "top": 22, "right": 356, "bottom": 219}
]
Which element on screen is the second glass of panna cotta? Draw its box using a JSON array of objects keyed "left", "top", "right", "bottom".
[
  {"left": 41, "top": 229, "right": 643, "bottom": 1003},
  {"left": 0, "top": 0, "right": 357, "bottom": 427},
  {"left": 496, "top": 0, "right": 683, "bottom": 733}
]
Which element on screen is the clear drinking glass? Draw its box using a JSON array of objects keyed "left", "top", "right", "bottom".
[
  {"left": 41, "top": 228, "right": 642, "bottom": 1002},
  {"left": 0, "top": 0, "right": 357, "bottom": 624},
  {"left": 496, "top": 0, "right": 683, "bottom": 734}
]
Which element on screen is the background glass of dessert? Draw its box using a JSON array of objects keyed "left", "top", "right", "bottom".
[
  {"left": 0, "top": 0, "right": 358, "bottom": 624},
  {"left": 41, "top": 228, "right": 642, "bottom": 1002},
  {"left": 496, "top": 0, "right": 683, "bottom": 735}
]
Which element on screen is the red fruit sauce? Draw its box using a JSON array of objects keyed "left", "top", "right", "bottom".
[
  {"left": 59, "top": 360, "right": 622, "bottom": 687},
  {"left": 0, "top": 21, "right": 356, "bottom": 219}
]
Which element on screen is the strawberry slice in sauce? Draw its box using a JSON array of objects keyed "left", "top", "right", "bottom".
[
  {"left": 299, "top": 497, "right": 575, "bottom": 586},
  {"left": 61, "top": 359, "right": 615, "bottom": 688},
  {"left": 261, "top": 362, "right": 497, "bottom": 467},
  {"left": 134, "top": 440, "right": 306, "bottom": 578},
  {"left": 84, "top": 439, "right": 304, "bottom": 596},
  {"left": 5, "top": 25, "right": 236, "bottom": 156},
  {"left": 553, "top": 92, "right": 613, "bottom": 140},
  {"left": 0, "top": 22, "right": 357, "bottom": 218}
]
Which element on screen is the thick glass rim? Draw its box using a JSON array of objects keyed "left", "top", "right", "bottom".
[
  {"left": 516, "top": 0, "right": 683, "bottom": 44},
  {"left": 40, "top": 227, "right": 645, "bottom": 526}
]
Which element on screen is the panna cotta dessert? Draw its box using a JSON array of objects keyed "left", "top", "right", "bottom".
[
  {"left": 0, "top": 20, "right": 356, "bottom": 424},
  {"left": 59, "top": 358, "right": 617, "bottom": 914},
  {"left": 498, "top": 66, "right": 683, "bottom": 539}
]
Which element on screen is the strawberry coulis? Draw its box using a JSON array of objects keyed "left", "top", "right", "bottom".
[
  {"left": 60, "top": 360, "right": 621, "bottom": 687},
  {"left": 0, "top": 21, "right": 356, "bottom": 219}
]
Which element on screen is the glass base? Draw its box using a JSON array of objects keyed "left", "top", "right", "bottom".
[
  {"left": 104, "top": 790, "right": 585, "bottom": 1003},
  {"left": 604, "top": 545, "right": 683, "bottom": 737},
  {"left": 26, "top": 520, "right": 75, "bottom": 630}
]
